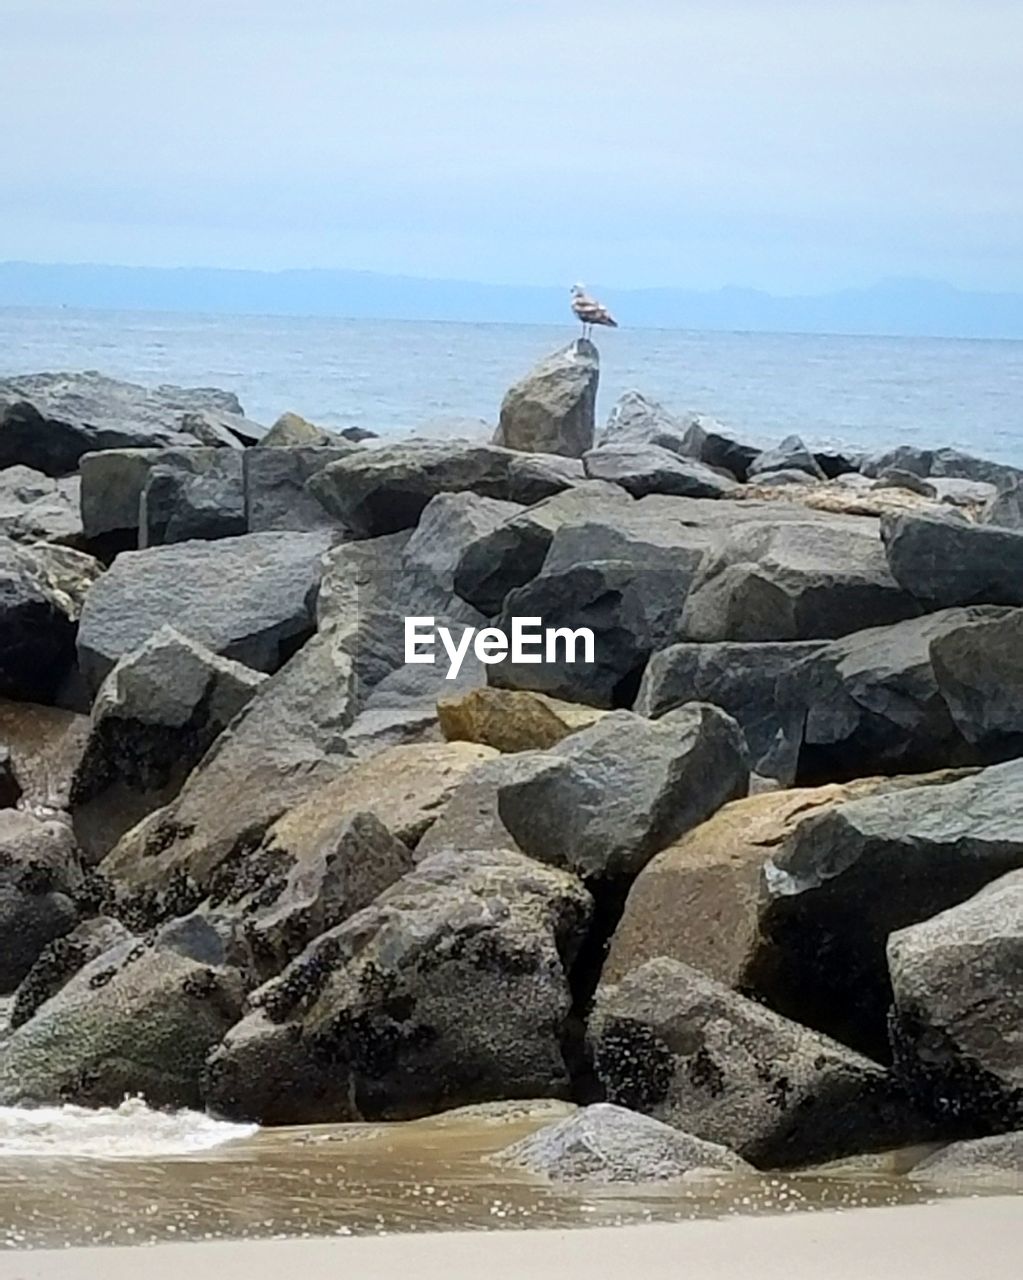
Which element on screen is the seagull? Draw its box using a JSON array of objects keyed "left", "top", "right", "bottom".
[{"left": 570, "top": 283, "right": 618, "bottom": 338}]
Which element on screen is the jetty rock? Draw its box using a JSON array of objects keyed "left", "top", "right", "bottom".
[{"left": 493, "top": 339, "right": 599, "bottom": 457}]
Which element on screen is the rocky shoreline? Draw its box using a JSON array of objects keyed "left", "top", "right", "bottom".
[{"left": 0, "top": 341, "right": 1021, "bottom": 1188}]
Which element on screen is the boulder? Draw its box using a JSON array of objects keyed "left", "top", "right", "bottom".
[
  {"left": 910, "top": 1132, "right": 1023, "bottom": 1185},
  {"left": 403, "top": 492, "right": 523, "bottom": 590},
  {"left": 749, "top": 468, "right": 818, "bottom": 489},
  {"left": 203, "top": 848, "right": 591, "bottom": 1124},
  {"left": 748, "top": 435, "right": 826, "bottom": 481},
  {"left": 0, "top": 538, "right": 83, "bottom": 702},
  {"left": 496, "top": 705, "right": 749, "bottom": 881},
  {"left": 0, "top": 809, "right": 83, "bottom": 991},
  {"left": 597, "top": 392, "right": 689, "bottom": 454},
  {"left": 69, "top": 627, "right": 267, "bottom": 862},
  {"left": 76, "top": 530, "right": 333, "bottom": 693},
  {"left": 582, "top": 445, "right": 737, "bottom": 499},
  {"left": 882, "top": 510, "right": 1023, "bottom": 608},
  {"left": 414, "top": 753, "right": 546, "bottom": 859},
  {"left": 0, "top": 466, "right": 81, "bottom": 545},
  {"left": 748, "top": 761, "right": 1023, "bottom": 1058},
  {"left": 78, "top": 447, "right": 163, "bottom": 545},
  {"left": 10, "top": 915, "right": 134, "bottom": 1028},
  {"left": 493, "top": 1102, "right": 751, "bottom": 1182},
  {"left": 243, "top": 444, "right": 355, "bottom": 532},
  {"left": 929, "top": 476, "right": 997, "bottom": 507},
  {"left": 775, "top": 607, "right": 1007, "bottom": 784},
  {"left": 0, "top": 372, "right": 242, "bottom": 475},
  {"left": 179, "top": 408, "right": 266, "bottom": 447},
  {"left": 341, "top": 659, "right": 479, "bottom": 760},
  {"left": 888, "top": 870, "right": 1023, "bottom": 1130},
  {"left": 0, "top": 915, "right": 245, "bottom": 1108},
  {"left": 981, "top": 476, "right": 1023, "bottom": 530},
  {"left": 873, "top": 468, "right": 936, "bottom": 498},
  {"left": 930, "top": 608, "right": 1023, "bottom": 753},
  {"left": 590, "top": 957, "right": 926, "bottom": 1168},
  {"left": 438, "top": 688, "right": 607, "bottom": 753},
  {"left": 862, "top": 445, "right": 1021, "bottom": 490},
  {"left": 678, "top": 415, "right": 761, "bottom": 482},
  {"left": 634, "top": 640, "right": 826, "bottom": 783},
  {"left": 308, "top": 440, "right": 576, "bottom": 538},
  {"left": 139, "top": 450, "right": 245, "bottom": 546},
  {"left": 493, "top": 339, "right": 598, "bottom": 457},
  {"left": 0, "top": 700, "right": 89, "bottom": 811},
  {"left": 452, "top": 481, "right": 631, "bottom": 615},
  {"left": 259, "top": 412, "right": 338, "bottom": 447},
  {"left": 680, "top": 517, "right": 921, "bottom": 642}
]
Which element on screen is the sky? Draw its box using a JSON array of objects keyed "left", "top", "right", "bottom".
[{"left": 2, "top": 0, "right": 1022, "bottom": 294}]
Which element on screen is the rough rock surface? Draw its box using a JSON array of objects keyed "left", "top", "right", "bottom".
[
  {"left": 242, "top": 445, "right": 355, "bottom": 533},
  {"left": 862, "top": 445, "right": 1021, "bottom": 490},
  {"left": 414, "top": 753, "right": 546, "bottom": 859},
  {"left": 888, "top": 871, "right": 1023, "bottom": 1130},
  {"left": 10, "top": 915, "right": 134, "bottom": 1028},
  {"left": 139, "top": 450, "right": 246, "bottom": 547},
  {"left": 590, "top": 958, "right": 925, "bottom": 1168},
  {"left": 78, "top": 448, "right": 162, "bottom": 544},
  {"left": 678, "top": 416, "right": 761, "bottom": 482},
  {"left": 981, "top": 476, "right": 1023, "bottom": 530},
  {"left": 597, "top": 392, "right": 690, "bottom": 454},
  {"left": 0, "top": 466, "right": 81, "bottom": 545},
  {"left": 203, "top": 848, "right": 591, "bottom": 1123},
  {"left": 69, "top": 627, "right": 267, "bottom": 862},
  {"left": 0, "top": 916, "right": 245, "bottom": 1108},
  {"left": 259, "top": 412, "right": 338, "bottom": 447},
  {"left": 0, "top": 810, "right": 84, "bottom": 991},
  {"left": 403, "top": 492, "right": 522, "bottom": 589},
  {"left": 76, "top": 530, "right": 333, "bottom": 692},
  {"left": 882, "top": 509, "right": 1023, "bottom": 608},
  {"left": 748, "top": 435, "right": 826, "bottom": 481},
  {"left": 438, "top": 688, "right": 606, "bottom": 753},
  {"left": 0, "top": 538, "right": 82, "bottom": 702},
  {"left": 582, "top": 445, "right": 737, "bottom": 499},
  {"left": 497, "top": 705, "right": 749, "bottom": 880},
  {"left": 493, "top": 339, "right": 598, "bottom": 457},
  {"left": 909, "top": 1132, "right": 1023, "bottom": 1184},
  {"left": 929, "top": 607, "right": 1023, "bottom": 753},
  {"left": 494, "top": 1102, "right": 751, "bottom": 1182}
]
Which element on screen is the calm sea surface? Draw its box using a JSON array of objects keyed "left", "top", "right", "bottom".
[{"left": 1, "top": 307, "right": 1022, "bottom": 464}]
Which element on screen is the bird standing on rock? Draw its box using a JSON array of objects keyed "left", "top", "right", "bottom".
[{"left": 570, "top": 283, "right": 617, "bottom": 338}]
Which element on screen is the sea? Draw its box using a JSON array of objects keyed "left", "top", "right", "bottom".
[{"left": 2, "top": 306, "right": 1023, "bottom": 465}]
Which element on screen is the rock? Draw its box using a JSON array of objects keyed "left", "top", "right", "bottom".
[
  {"left": 888, "top": 870, "right": 1023, "bottom": 1130},
  {"left": 882, "top": 510, "right": 1023, "bottom": 608},
  {"left": 678, "top": 415, "right": 761, "bottom": 482},
  {"left": 590, "top": 957, "right": 925, "bottom": 1168},
  {"left": 0, "top": 809, "right": 83, "bottom": 991},
  {"left": 493, "top": 340, "right": 598, "bottom": 457},
  {"left": 340, "top": 426, "right": 378, "bottom": 443},
  {"left": 403, "top": 492, "right": 523, "bottom": 590},
  {"left": 597, "top": 392, "right": 689, "bottom": 454},
  {"left": 139, "top": 450, "right": 245, "bottom": 546},
  {"left": 78, "top": 448, "right": 163, "bottom": 545},
  {"left": 438, "top": 688, "right": 607, "bottom": 753},
  {"left": 910, "top": 1132, "right": 1023, "bottom": 1184},
  {"left": 0, "top": 701, "right": 89, "bottom": 811},
  {"left": 0, "top": 538, "right": 81, "bottom": 702},
  {"left": 260, "top": 412, "right": 338, "bottom": 447},
  {"left": 601, "top": 774, "right": 962, "bottom": 991},
  {"left": 813, "top": 449, "right": 860, "bottom": 480},
  {"left": 0, "top": 466, "right": 82, "bottom": 545},
  {"left": 680, "top": 517, "right": 921, "bottom": 642},
  {"left": 69, "top": 627, "right": 267, "bottom": 863},
  {"left": 0, "top": 746, "right": 21, "bottom": 808},
  {"left": 10, "top": 915, "right": 134, "bottom": 1028},
  {"left": 496, "top": 705, "right": 749, "bottom": 881},
  {"left": 862, "top": 445, "right": 1021, "bottom": 490},
  {"left": 98, "top": 626, "right": 359, "bottom": 919},
  {"left": 76, "top": 530, "right": 333, "bottom": 693},
  {"left": 981, "top": 476, "right": 1023, "bottom": 530},
  {"left": 414, "top": 753, "right": 546, "bottom": 859},
  {"left": 203, "top": 848, "right": 591, "bottom": 1124},
  {"left": 930, "top": 609, "right": 1023, "bottom": 753},
  {"left": 748, "top": 435, "right": 827, "bottom": 481},
  {"left": 179, "top": 408, "right": 266, "bottom": 447},
  {"left": 340, "top": 659, "right": 478, "bottom": 760},
  {"left": 452, "top": 481, "right": 631, "bottom": 615},
  {"left": 872, "top": 469, "right": 937, "bottom": 498},
  {"left": 749, "top": 468, "right": 819, "bottom": 488},
  {"left": 308, "top": 441, "right": 576, "bottom": 538},
  {"left": 493, "top": 1102, "right": 751, "bottom": 1182},
  {"left": 0, "top": 372, "right": 241, "bottom": 475},
  {"left": 634, "top": 640, "right": 826, "bottom": 784},
  {"left": 582, "top": 445, "right": 737, "bottom": 498},
  {"left": 748, "top": 761, "right": 1023, "bottom": 1058},
  {"left": 775, "top": 607, "right": 1007, "bottom": 784},
  {"left": 243, "top": 445, "right": 355, "bottom": 532},
  {"left": 206, "top": 809, "right": 413, "bottom": 979},
  {"left": 929, "top": 477, "right": 996, "bottom": 507},
  {"left": 0, "top": 916, "right": 245, "bottom": 1108}
]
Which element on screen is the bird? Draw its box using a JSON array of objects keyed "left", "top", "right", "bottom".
[{"left": 570, "top": 283, "right": 617, "bottom": 338}]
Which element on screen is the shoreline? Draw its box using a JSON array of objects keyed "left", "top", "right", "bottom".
[{"left": 3, "top": 1197, "right": 1018, "bottom": 1280}]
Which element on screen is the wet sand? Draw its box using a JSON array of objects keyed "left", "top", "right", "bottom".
[{"left": 4, "top": 1197, "right": 1019, "bottom": 1280}]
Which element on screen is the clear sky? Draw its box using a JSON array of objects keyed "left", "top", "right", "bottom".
[{"left": 2, "top": 0, "right": 1021, "bottom": 293}]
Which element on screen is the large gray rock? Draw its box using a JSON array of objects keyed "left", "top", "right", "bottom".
[
  {"left": 79, "top": 448, "right": 163, "bottom": 544},
  {"left": 582, "top": 445, "right": 737, "bottom": 499},
  {"left": 0, "top": 466, "right": 81, "bottom": 545},
  {"left": 635, "top": 640, "right": 826, "bottom": 784},
  {"left": 930, "top": 608, "right": 1023, "bottom": 754},
  {"left": 493, "top": 340, "right": 598, "bottom": 457},
  {"left": 0, "top": 372, "right": 241, "bottom": 475},
  {"left": 10, "top": 915, "right": 134, "bottom": 1028},
  {"left": 452, "top": 481, "right": 631, "bottom": 615},
  {"left": 414, "top": 753, "right": 545, "bottom": 859},
  {"left": 748, "top": 434, "right": 826, "bottom": 480},
  {"left": 888, "top": 871, "right": 1023, "bottom": 1130},
  {"left": 203, "top": 848, "right": 591, "bottom": 1123},
  {"left": 910, "top": 1132, "right": 1023, "bottom": 1185},
  {"left": 597, "top": 392, "right": 690, "bottom": 454},
  {"left": 0, "top": 538, "right": 88, "bottom": 702},
  {"left": 309, "top": 440, "right": 577, "bottom": 538},
  {"left": 862, "top": 445, "right": 1021, "bottom": 490},
  {"left": 243, "top": 444, "right": 356, "bottom": 532},
  {"left": 678, "top": 415, "right": 762, "bottom": 482},
  {"left": 981, "top": 475, "right": 1023, "bottom": 530},
  {"left": 775, "top": 607, "right": 1007, "bottom": 784},
  {"left": 497, "top": 705, "right": 749, "bottom": 880},
  {"left": 590, "top": 958, "right": 925, "bottom": 1168},
  {"left": 680, "top": 517, "right": 921, "bottom": 641},
  {"left": 403, "top": 492, "right": 522, "bottom": 590},
  {"left": 76, "top": 530, "right": 333, "bottom": 693},
  {"left": 748, "top": 761, "right": 1023, "bottom": 1058},
  {"left": 139, "top": 450, "right": 245, "bottom": 547},
  {"left": 0, "top": 915, "right": 245, "bottom": 1108},
  {"left": 0, "top": 810, "right": 83, "bottom": 991},
  {"left": 882, "top": 509, "right": 1023, "bottom": 608},
  {"left": 69, "top": 627, "right": 267, "bottom": 862},
  {"left": 179, "top": 407, "right": 266, "bottom": 447},
  {"left": 494, "top": 1102, "right": 751, "bottom": 1182}
]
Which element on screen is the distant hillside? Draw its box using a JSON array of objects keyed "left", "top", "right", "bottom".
[{"left": 2, "top": 262, "right": 1023, "bottom": 340}]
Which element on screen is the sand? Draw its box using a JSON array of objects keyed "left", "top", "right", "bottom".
[{"left": 2, "top": 1196, "right": 1018, "bottom": 1280}]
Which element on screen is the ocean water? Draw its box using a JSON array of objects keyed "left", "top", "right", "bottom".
[{"left": 2, "top": 306, "right": 1023, "bottom": 465}]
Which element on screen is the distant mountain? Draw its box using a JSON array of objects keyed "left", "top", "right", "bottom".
[{"left": 2, "top": 262, "right": 1023, "bottom": 340}]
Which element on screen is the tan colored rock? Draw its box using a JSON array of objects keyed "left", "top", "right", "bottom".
[
  {"left": 603, "top": 770, "right": 971, "bottom": 988},
  {"left": 260, "top": 411, "right": 337, "bottom": 447},
  {"left": 438, "top": 687, "right": 607, "bottom": 753},
  {"left": 0, "top": 699, "right": 89, "bottom": 812}
]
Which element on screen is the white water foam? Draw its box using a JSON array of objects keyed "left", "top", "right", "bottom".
[{"left": 0, "top": 1096, "right": 258, "bottom": 1159}]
